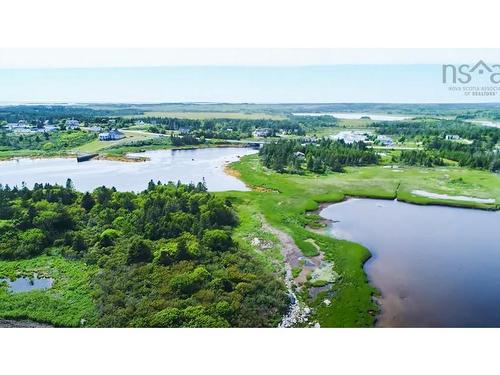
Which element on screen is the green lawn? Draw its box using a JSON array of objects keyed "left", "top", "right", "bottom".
[{"left": 73, "top": 130, "right": 158, "bottom": 153}]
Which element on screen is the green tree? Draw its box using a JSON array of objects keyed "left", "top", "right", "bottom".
[
  {"left": 80, "top": 192, "right": 95, "bottom": 211},
  {"left": 202, "top": 229, "right": 232, "bottom": 252},
  {"left": 127, "top": 237, "right": 153, "bottom": 264}
]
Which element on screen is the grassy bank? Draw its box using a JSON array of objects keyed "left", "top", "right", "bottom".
[{"left": 224, "top": 154, "right": 499, "bottom": 326}]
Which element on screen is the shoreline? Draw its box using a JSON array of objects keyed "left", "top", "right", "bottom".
[
  {"left": 0, "top": 143, "right": 255, "bottom": 164},
  {"left": 309, "top": 193, "right": 498, "bottom": 214}
]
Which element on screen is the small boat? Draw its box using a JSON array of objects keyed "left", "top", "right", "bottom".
[{"left": 76, "top": 153, "right": 98, "bottom": 162}]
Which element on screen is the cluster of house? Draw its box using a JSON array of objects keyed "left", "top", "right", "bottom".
[
  {"left": 252, "top": 128, "right": 273, "bottom": 137},
  {"left": 4, "top": 119, "right": 80, "bottom": 134},
  {"left": 331, "top": 131, "right": 369, "bottom": 144},
  {"left": 331, "top": 131, "right": 394, "bottom": 146},
  {"left": 3, "top": 118, "right": 126, "bottom": 142}
]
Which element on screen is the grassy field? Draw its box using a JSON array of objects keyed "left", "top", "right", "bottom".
[
  {"left": 222, "top": 154, "right": 500, "bottom": 327},
  {"left": 73, "top": 130, "right": 158, "bottom": 153},
  {"left": 0, "top": 255, "right": 97, "bottom": 327},
  {"left": 0, "top": 149, "right": 68, "bottom": 160},
  {"left": 130, "top": 111, "right": 287, "bottom": 120}
]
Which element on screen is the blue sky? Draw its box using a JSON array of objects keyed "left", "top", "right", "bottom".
[
  {"left": 2, "top": 48, "right": 500, "bottom": 103},
  {"left": 0, "top": 64, "right": 480, "bottom": 103}
]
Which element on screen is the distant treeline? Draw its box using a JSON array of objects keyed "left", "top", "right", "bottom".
[
  {"left": 425, "top": 138, "right": 500, "bottom": 172},
  {"left": 259, "top": 139, "right": 379, "bottom": 174},
  {"left": 398, "top": 150, "right": 444, "bottom": 167},
  {"left": 397, "top": 141, "right": 499, "bottom": 172},
  {"left": 0, "top": 181, "right": 288, "bottom": 327},
  {"left": 0, "top": 105, "right": 142, "bottom": 123},
  {"left": 371, "top": 119, "right": 500, "bottom": 146},
  {"left": 170, "top": 134, "right": 203, "bottom": 146},
  {"left": 144, "top": 117, "right": 307, "bottom": 139},
  {"left": 372, "top": 119, "right": 500, "bottom": 172}
]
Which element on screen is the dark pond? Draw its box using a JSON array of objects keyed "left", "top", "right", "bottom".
[{"left": 320, "top": 198, "right": 500, "bottom": 327}]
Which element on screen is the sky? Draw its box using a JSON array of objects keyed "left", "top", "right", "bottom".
[{"left": 1, "top": 49, "right": 500, "bottom": 103}]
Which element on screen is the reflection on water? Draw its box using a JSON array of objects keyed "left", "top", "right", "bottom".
[
  {"left": 320, "top": 198, "right": 500, "bottom": 327},
  {"left": 0, "top": 147, "right": 257, "bottom": 192},
  {"left": 1, "top": 276, "right": 54, "bottom": 293}
]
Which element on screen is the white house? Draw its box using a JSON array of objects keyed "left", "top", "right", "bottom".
[
  {"left": 332, "top": 131, "right": 368, "bottom": 144},
  {"left": 87, "top": 126, "right": 103, "bottom": 132},
  {"left": 99, "top": 128, "right": 125, "bottom": 141},
  {"left": 6, "top": 121, "right": 33, "bottom": 133},
  {"left": 65, "top": 119, "right": 80, "bottom": 129},
  {"left": 39, "top": 125, "right": 58, "bottom": 132},
  {"left": 377, "top": 135, "right": 394, "bottom": 146},
  {"left": 253, "top": 128, "right": 272, "bottom": 138},
  {"left": 294, "top": 151, "right": 305, "bottom": 158},
  {"left": 445, "top": 134, "right": 460, "bottom": 140}
]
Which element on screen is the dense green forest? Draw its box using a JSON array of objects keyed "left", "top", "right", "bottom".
[
  {"left": 372, "top": 119, "right": 500, "bottom": 172},
  {"left": 259, "top": 139, "right": 379, "bottom": 174},
  {"left": 144, "top": 117, "right": 307, "bottom": 139},
  {"left": 424, "top": 137, "right": 500, "bottom": 172},
  {"left": 371, "top": 119, "right": 500, "bottom": 145},
  {"left": 398, "top": 150, "right": 444, "bottom": 167},
  {"left": 0, "top": 182, "right": 288, "bottom": 327},
  {"left": 0, "top": 105, "right": 141, "bottom": 123}
]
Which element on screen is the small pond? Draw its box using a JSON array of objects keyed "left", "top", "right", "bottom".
[{"left": 1, "top": 276, "right": 54, "bottom": 293}]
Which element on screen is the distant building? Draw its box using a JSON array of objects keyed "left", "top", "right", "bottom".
[
  {"left": 294, "top": 151, "right": 305, "bottom": 158},
  {"left": 6, "top": 121, "right": 33, "bottom": 133},
  {"left": 178, "top": 128, "right": 190, "bottom": 134},
  {"left": 301, "top": 136, "right": 318, "bottom": 144},
  {"left": 39, "top": 125, "right": 58, "bottom": 132},
  {"left": 253, "top": 128, "right": 272, "bottom": 137},
  {"left": 332, "top": 131, "right": 368, "bottom": 144},
  {"left": 377, "top": 135, "right": 394, "bottom": 146},
  {"left": 12, "top": 127, "right": 34, "bottom": 134},
  {"left": 445, "top": 134, "right": 460, "bottom": 140},
  {"left": 87, "top": 126, "right": 103, "bottom": 132},
  {"left": 65, "top": 119, "right": 80, "bottom": 129},
  {"left": 99, "top": 128, "right": 125, "bottom": 141}
]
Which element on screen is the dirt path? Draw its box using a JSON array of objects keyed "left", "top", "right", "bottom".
[{"left": 261, "top": 222, "right": 313, "bottom": 327}]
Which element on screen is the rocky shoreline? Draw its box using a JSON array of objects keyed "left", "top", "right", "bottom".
[{"left": 0, "top": 318, "right": 53, "bottom": 328}]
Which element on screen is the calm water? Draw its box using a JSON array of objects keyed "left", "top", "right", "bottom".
[
  {"left": 292, "top": 112, "right": 413, "bottom": 121},
  {"left": 1, "top": 276, "right": 53, "bottom": 293},
  {"left": 0, "top": 147, "right": 257, "bottom": 192},
  {"left": 320, "top": 198, "right": 500, "bottom": 327},
  {"left": 466, "top": 119, "right": 500, "bottom": 129}
]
